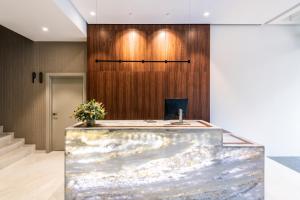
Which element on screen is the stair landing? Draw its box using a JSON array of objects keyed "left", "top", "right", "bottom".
[{"left": 0, "top": 126, "right": 35, "bottom": 169}]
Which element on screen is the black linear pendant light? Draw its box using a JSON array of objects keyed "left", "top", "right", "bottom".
[{"left": 95, "top": 60, "right": 191, "bottom": 63}]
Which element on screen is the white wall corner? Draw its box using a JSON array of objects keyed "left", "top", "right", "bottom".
[{"left": 53, "top": 0, "right": 87, "bottom": 37}]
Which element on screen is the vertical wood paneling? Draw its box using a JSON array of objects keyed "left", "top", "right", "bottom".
[
  {"left": 0, "top": 25, "right": 86, "bottom": 149},
  {"left": 88, "top": 24, "right": 210, "bottom": 121}
]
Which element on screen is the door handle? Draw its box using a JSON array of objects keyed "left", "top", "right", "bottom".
[{"left": 52, "top": 113, "right": 58, "bottom": 119}]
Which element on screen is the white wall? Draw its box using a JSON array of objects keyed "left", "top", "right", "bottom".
[{"left": 211, "top": 25, "right": 300, "bottom": 156}]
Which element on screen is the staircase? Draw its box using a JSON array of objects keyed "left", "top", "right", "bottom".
[{"left": 0, "top": 125, "right": 35, "bottom": 169}]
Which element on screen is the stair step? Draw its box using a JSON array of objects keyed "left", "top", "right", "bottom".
[
  {"left": 3, "top": 132, "right": 14, "bottom": 137},
  {"left": 0, "top": 138, "right": 25, "bottom": 157},
  {"left": 0, "top": 133, "right": 14, "bottom": 148},
  {"left": 0, "top": 145, "right": 35, "bottom": 169}
]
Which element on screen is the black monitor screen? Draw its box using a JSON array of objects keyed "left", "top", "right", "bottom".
[{"left": 164, "top": 98, "right": 188, "bottom": 120}]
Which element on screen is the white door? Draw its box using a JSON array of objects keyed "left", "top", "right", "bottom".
[{"left": 51, "top": 77, "right": 84, "bottom": 151}]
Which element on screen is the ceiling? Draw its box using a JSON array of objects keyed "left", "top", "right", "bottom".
[
  {"left": 267, "top": 3, "right": 300, "bottom": 24},
  {"left": 0, "top": 0, "right": 299, "bottom": 41},
  {"left": 0, "top": 0, "right": 86, "bottom": 41},
  {"left": 71, "top": 0, "right": 300, "bottom": 24}
]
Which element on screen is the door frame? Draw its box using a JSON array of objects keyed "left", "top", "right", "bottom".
[{"left": 45, "top": 73, "right": 86, "bottom": 153}]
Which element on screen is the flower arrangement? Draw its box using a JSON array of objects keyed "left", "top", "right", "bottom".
[{"left": 73, "top": 99, "right": 106, "bottom": 126}]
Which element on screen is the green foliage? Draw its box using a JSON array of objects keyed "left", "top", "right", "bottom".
[{"left": 73, "top": 99, "right": 106, "bottom": 122}]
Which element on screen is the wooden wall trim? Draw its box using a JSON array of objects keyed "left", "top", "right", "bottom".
[{"left": 87, "top": 24, "right": 210, "bottom": 121}]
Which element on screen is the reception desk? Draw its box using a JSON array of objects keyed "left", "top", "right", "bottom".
[{"left": 65, "top": 120, "right": 264, "bottom": 199}]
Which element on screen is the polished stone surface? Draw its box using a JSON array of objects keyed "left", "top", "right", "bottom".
[
  {"left": 66, "top": 121, "right": 264, "bottom": 200},
  {"left": 68, "top": 120, "right": 215, "bottom": 129},
  {"left": 1, "top": 151, "right": 299, "bottom": 200}
]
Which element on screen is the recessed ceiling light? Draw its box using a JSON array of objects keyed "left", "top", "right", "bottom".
[
  {"left": 42, "top": 27, "right": 48, "bottom": 32},
  {"left": 203, "top": 11, "right": 210, "bottom": 18},
  {"left": 90, "top": 11, "right": 96, "bottom": 16}
]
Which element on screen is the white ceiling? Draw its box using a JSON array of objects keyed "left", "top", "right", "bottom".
[
  {"left": 0, "top": 0, "right": 299, "bottom": 41},
  {"left": 71, "top": 0, "right": 300, "bottom": 24},
  {"left": 0, "top": 0, "right": 86, "bottom": 41},
  {"left": 267, "top": 3, "right": 300, "bottom": 24}
]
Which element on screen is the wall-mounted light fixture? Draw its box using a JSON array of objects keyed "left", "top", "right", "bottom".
[
  {"left": 39, "top": 72, "right": 43, "bottom": 84},
  {"left": 32, "top": 72, "right": 43, "bottom": 84},
  {"left": 32, "top": 72, "right": 36, "bottom": 83}
]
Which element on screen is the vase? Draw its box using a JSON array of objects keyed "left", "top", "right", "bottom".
[{"left": 86, "top": 120, "right": 95, "bottom": 127}]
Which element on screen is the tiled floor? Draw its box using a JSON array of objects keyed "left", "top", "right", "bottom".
[
  {"left": 269, "top": 157, "right": 300, "bottom": 173},
  {"left": 0, "top": 151, "right": 64, "bottom": 200},
  {"left": 265, "top": 158, "right": 300, "bottom": 200},
  {"left": 0, "top": 151, "right": 299, "bottom": 200}
]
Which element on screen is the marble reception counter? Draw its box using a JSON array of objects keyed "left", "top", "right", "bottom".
[{"left": 65, "top": 120, "right": 264, "bottom": 200}]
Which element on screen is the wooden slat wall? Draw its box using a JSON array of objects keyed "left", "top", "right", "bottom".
[
  {"left": 88, "top": 24, "right": 210, "bottom": 121},
  {"left": 0, "top": 25, "right": 86, "bottom": 149}
]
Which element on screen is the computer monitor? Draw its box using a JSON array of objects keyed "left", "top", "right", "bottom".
[{"left": 164, "top": 98, "right": 188, "bottom": 120}]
